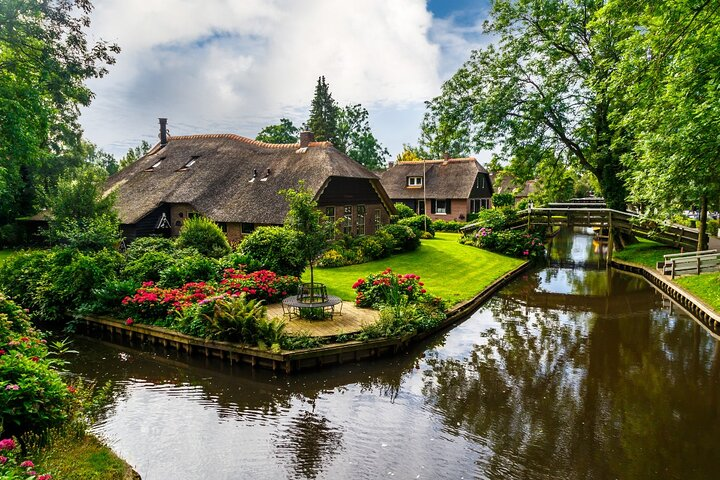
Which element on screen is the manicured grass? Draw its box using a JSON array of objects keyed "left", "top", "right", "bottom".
[
  {"left": 613, "top": 238, "right": 679, "bottom": 268},
  {"left": 33, "top": 430, "right": 137, "bottom": 480},
  {"left": 675, "top": 272, "right": 720, "bottom": 313},
  {"left": 303, "top": 232, "right": 525, "bottom": 305}
]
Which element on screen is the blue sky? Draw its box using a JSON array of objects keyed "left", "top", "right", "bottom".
[{"left": 80, "top": 0, "right": 493, "bottom": 162}]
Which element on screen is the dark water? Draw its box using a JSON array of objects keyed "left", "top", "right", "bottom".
[{"left": 66, "top": 229, "right": 720, "bottom": 479}]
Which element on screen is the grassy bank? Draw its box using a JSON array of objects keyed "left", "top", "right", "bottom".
[
  {"left": 675, "top": 273, "right": 720, "bottom": 313},
  {"left": 31, "top": 428, "right": 138, "bottom": 480},
  {"left": 304, "top": 232, "right": 525, "bottom": 305},
  {"left": 613, "top": 238, "right": 679, "bottom": 268}
]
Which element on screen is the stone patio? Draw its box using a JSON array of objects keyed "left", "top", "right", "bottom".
[{"left": 266, "top": 300, "right": 380, "bottom": 338}]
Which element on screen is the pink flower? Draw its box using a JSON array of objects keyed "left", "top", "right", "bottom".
[
  {"left": 125, "top": 318, "right": 134, "bottom": 326},
  {"left": 0, "top": 439, "right": 16, "bottom": 450},
  {"left": 0, "top": 349, "right": 5, "bottom": 355},
  {"left": 0, "top": 455, "right": 7, "bottom": 464},
  {"left": 20, "top": 460, "right": 34, "bottom": 467},
  {"left": 5, "top": 384, "right": 19, "bottom": 391},
  {"left": 523, "top": 250, "right": 529, "bottom": 256},
  {"left": 38, "top": 475, "right": 53, "bottom": 480},
  {"left": 421, "top": 289, "right": 427, "bottom": 294}
]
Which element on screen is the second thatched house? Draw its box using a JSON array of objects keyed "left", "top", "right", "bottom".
[
  {"left": 380, "top": 157, "right": 493, "bottom": 221},
  {"left": 106, "top": 119, "right": 395, "bottom": 243}
]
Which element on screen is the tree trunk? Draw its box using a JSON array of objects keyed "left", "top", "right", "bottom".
[{"left": 698, "top": 195, "right": 708, "bottom": 251}]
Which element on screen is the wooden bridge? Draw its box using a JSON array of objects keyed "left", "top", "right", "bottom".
[{"left": 463, "top": 200, "right": 707, "bottom": 251}]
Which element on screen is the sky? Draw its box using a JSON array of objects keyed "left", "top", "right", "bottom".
[{"left": 80, "top": 0, "right": 493, "bottom": 162}]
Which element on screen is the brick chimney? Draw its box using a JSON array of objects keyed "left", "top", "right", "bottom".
[
  {"left": 299, "top": 131, "right": 314, "bottom": 148},
  {"left": 159, "top": 118, "right": 168, "bottom": 145}
]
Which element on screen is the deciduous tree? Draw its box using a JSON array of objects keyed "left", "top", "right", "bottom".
[{"left": 256, "top": 118, "right": 300, "bottom": 144}]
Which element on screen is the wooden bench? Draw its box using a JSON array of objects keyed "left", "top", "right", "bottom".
[{"left": 661, "top": 249, "right": 720, "bottom": 278}]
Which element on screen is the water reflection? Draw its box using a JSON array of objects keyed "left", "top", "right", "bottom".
[{"left": 66, "top": 229, "right": 720, "bottom": 479}]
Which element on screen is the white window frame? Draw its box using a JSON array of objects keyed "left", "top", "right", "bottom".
[{"left": 407, "top": 176, "right": 423, "bottom": 187}]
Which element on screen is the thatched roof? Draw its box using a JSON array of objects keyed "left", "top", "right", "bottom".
[
  {"left": 490, "top": 172, "right": 537, "bottom": 198},
  {"left": 379, "top": 158, "right": 489, "bottom": 200},
  {"left": 106, "top": 134, "right": 392, "bottom": 225}
]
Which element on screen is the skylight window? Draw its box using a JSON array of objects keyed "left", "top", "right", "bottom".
[
  {"left": 151, "top": 160, "right": 162, "bottom": 169},
  {"left": 184, "top": 155, "right": 200, "bottom": 168}
]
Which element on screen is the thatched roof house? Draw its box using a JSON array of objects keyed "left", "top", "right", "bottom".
[
  {"left": 379, "top": 157, "right": 493, "bottom": 221},
  {"left": 107, "top": 120, "right": 394, "bottom": 242},
  {"left": 489, "top": 172, "right": 538, "bottom": 205}
]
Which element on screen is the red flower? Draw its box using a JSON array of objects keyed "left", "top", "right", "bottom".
[
  {"left": 125, "top": 318, "right": 135, "bottom": 326},
  {"left": 20, "top": 460, "right": 34, "bottom": 468},
  {"left": 67, "top": 385, "right": 77, "bottom": 394},
  {"left": 0, "top": 350, "right": 5, "bottom": 355},
  {"left": 31, "top": 356, "right": 39, "bottom": 362}
]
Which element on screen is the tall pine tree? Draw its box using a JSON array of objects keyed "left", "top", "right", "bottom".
[{"left": 306, "top": 76, "right": 339, "bottom": 143}]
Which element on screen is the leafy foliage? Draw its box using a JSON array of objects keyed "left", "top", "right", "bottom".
[
  {"left": 202, "top": 294, "right": 267, "bottom": 343},
  {"left": 118, "top": 140, "right": 151, "bottom": 170},
  {"left": 380, "top": 224, "right": 420, "bottom": 252},
  {"left": 240, "top": 226, "right": 305, "bottom": 277},
  {"left": 176, "top": 216, "right": 231, "bottom": 258},
  {"left": 0, "top": 0, "right": 119, "bottom": 224},
  {"left": 255, "top": 118, "right": 299, "bottom": 144},
  {"left": 398, "top": 215, "right": 435, "bottom": 237},
  {"left": 491, "top": 193, "right": 515, "bottom": 208},
  {"left": 352, "top": 269, "right": 431, "bottom": 308},
  {"left": 335, "top": 104, "right": 389, "bottom": 169},
  {"left": 420, "top": 0, "right": 632, "bottom": 209},
  {"left": 306, "top": 76, "right": 339, "bottom": 143},
  {"left": 44, "top": 165, "right": 122, "bottom": 250},
  {"left": 392, "top": 202, "right": 416, "bottom": 221}
]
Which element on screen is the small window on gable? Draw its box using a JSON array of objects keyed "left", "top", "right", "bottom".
[
  {"left": 407, "top": 176, "right": 423, "bottom": 187},
  {"left": 146, "top": 157, "right": 164, "bottom": 171}
]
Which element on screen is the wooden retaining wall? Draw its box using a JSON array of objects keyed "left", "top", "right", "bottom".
[
  {"left": 81, "top": 261, "right": 532, "bottom": 374},
  {"left": 611, "top": 259, "right": 720, "bottom": 336}
]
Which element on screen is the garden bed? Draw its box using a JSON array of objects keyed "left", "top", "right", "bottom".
[{"left": 81, "top": 260, "right": 531, "bottom": 373}]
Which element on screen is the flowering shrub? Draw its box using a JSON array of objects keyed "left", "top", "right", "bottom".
[
  {"left": 0, "top": 294, "right": 71, "bottom": 438},
  {"left": 352, "top": 269, "right": 432, "bottom": 308},
  {"left": 0, "top": 437, "right": 52, "bottom": 479},
  {"left": 121, "top": 281, "right": 218, "bottom": 324},
  {"left": 220, "top": 269, "right": 298, "bottom": 303}
]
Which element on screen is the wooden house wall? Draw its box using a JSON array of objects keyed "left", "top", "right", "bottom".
[{"left": 126, "top": 204, "right": 172, "bottom": 241}]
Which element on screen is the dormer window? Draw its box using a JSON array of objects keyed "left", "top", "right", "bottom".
[
  {"left": 178, "top": 156, "right": 199, "bottom": 171},
  {"left": 407, "top": 176, "right": 423, "bottom": 187},
  {"left": 145, "top": 157, "right": 165, "bottom": 171}
]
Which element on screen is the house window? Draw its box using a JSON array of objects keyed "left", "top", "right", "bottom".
[
  {"left": 476, "top": 175, "right": 485, "bottom": 189},
  {"left": 436, "top": 199, "right": 447, "bottom": 214},
  {"left": 325, "top": 207, "right": 335, "bottom": 223},
  {"left": 470, "top": 198, "right": 482, "bottom": 213},
  {"left": 417, "top": 200, "right": 425, "bottom": 215},
  {"left": 217, "top": 222, "right": 227, "bottom": 233},
  {"left": 343, "top": 206, "right": 353, "bottom": 235},
  {"left": 374, "top": 209, "right": 382, "bottom": 229},
  {"left": 482, "top": 198, "right": 491, "bottom": 209},
  {"left": 241, "top": 223, "right": 254, "bottom": 234},
  {"left": 407, "top": 176, "right": 423, "bottom": 187},
  {"left": 356, "top": 205, "right": 366, "bottom": 235}
]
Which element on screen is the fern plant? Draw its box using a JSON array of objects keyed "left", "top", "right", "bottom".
[{"left": 203, "top": 294, "right": 266, "bottom": 343}]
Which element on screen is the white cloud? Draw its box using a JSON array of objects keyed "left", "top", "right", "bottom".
[{"left": 81, "top": 0, "right": 446, "bottom": 157}]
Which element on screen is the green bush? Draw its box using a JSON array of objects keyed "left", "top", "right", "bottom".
[
  {"left": 471, "top": 208, "right": 518, "bottom": 230},
  {"left": 317, "top": 248, "right": 347, "bottom": 267},
  {"left": 398, "top": 215, "right": 435, "bottom": 237},
  {"left": 121, "top": 250, "right": 176, "bottom": 283},
  {"left": 124, "top": 236, "right": 175, "bottom": 262},
  {"left": 352, "top": 235, "right": 389, "bottom": 260},
  {"left": 218, "top": 251, "right": 264, "bottom": 273},
  {"left": 0, "top": 223, "right": 26, "bottom": 248},
  {"left": 380, "top": 224, "right": 420, "bottom": 252},
  {"left": 432, "top": 219, "right": 466, "bottom": 232},
  {"left": 85, "top": 279, "right": 140, "bottom": 315},
  {"left": 158, "top": 255, "right": 220, "bottom": 287},
  {"left": 46, "top": 213, "right": 123, "bottom": 251},
  {"left": 0, "top": 293, "right": 71, "bottom": 438},
  {"left": 176, "top": 216, "right": 231, "bottom": 258},
  {"left": 492, "top": 192, "right": 515, "bottom": 207},
  {"left": 391, "top": 202, "right": 416, "bottom": 222},
  {"left": 357, "top": 300, "right": 446, "bottom": 340},
  {"left": 240, "top": 226, "right": 305, "bottom": 276},
  {"left": 0, "top": 248, "right": 124, "bottom": 322}
]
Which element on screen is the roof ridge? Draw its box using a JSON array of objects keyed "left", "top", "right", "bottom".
[
  {"left": 397, "top": 157, "right": 477, "bottom": 165},
  {"left": 167, "top": 133, "right": 334, "bottom": 150}
]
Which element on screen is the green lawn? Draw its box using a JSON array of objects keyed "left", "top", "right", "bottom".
[
  {"left": 303, "top": 232, "right": 525, "bottom": 305},
  {"left": 613, "top": 238, "right": 679, "bottom": 268},
  {"left": 675, "top": 273, "right": 720, "bottom": 313}
]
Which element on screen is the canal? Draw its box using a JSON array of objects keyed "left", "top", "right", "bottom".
[{"left": 66, "top": 229, "right": 720, "bottom": 479}]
